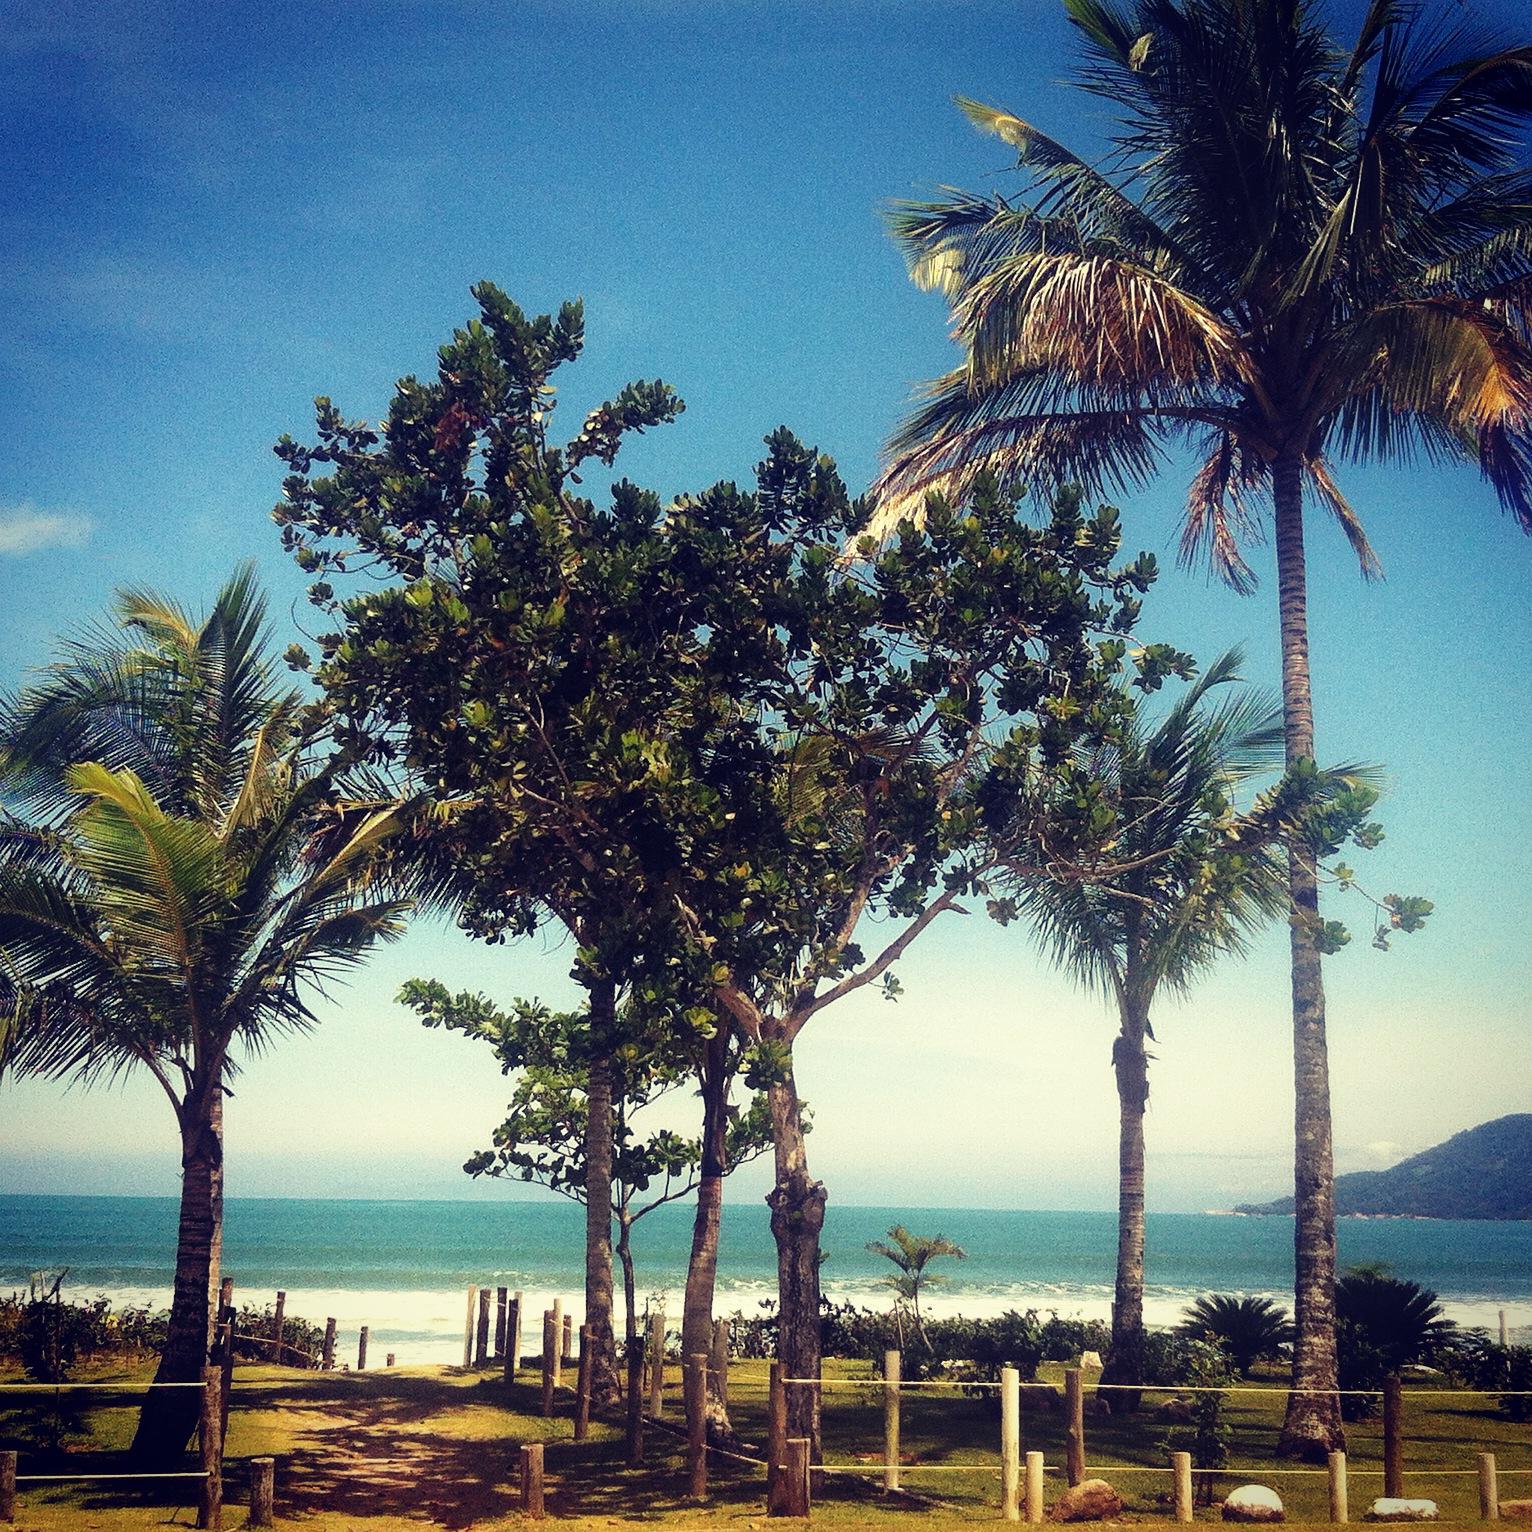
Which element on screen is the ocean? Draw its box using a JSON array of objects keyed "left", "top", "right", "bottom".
[{"left": 3, "top": 1195, "right": 1529, "bottom": 1365}]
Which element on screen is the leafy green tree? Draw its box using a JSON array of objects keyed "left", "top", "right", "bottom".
[
  {"left": 875, "top": 0, "right": 1501, "bottom": 1454},
  {"left": 687, "top": 473, "right": 1194, "bottom": 1455},
  {"left": 400, "top": 979, "right": 770, "bottom": 1368},
  {"left": 866, "top": 1225, "right": 967, "bottom": 1353},
  {"left": 1159, "top": 1340, "right": 1234, "bottom": 1504},
  {"left": 1181, "top": 1294, "right": 1294, "bottom": 1377},
  {"left": 0, "top": 571, "right": 408, "bottom": 1460},
  {"left": 274, "top": 286, "right": 795, "bottom": 1404}
]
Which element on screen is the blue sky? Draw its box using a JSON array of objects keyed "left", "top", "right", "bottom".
[{"left": 1, "top": 0, "right": 1528, "bottom": 1212}]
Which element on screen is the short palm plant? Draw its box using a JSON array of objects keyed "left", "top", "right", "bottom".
[
  {"left": 999, "top": 651, "right": 1291, "bottom": 1403},
  {"left": 1182, "top": 1294, "right": 1294, "bottom": 1377},
  {"left": 866, "top": 1225, "right": 967, "bottom": 1353},
  {"left": 0, "top": 568, "right": 410, "bottom": 1460},
  {"left": 875, "top": 0, "right": 1525, "bottom": 1454}
]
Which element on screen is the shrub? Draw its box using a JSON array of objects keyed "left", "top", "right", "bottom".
[
  {"left": 1159, "top": 1342, "right": 1232, "bottom": 1503},
  {"left": 231, "top": 1303, "right": 326, "bottom": 1367},
  {"left": 1180, "top": 1294, "right": 1292, "bottom": 1376},
  {"left": 1442, "top": 1330, "right": 1532, "bottom": 1423},
  {"left": 1335, "top": 1268, "right": 1458, "bottom": 1420}
]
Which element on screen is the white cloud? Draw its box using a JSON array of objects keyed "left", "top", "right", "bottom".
[{"left": 0, "top": 504, "right": 94, "bottom": 556}]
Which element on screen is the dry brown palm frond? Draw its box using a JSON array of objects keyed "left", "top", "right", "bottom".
[
  {"left": 868, "top": 401, "right": 1162, "bottom": 542},
  {"left": 1334, "top": 298, "right": 1532, "bottom": 433},
  {"left": 955, "top": 251, "right": 1250, "bottom": 392},
  {"left": 1308, "top": 457, "right": 1384, "bottom": 580},
  {"left": 1179, "top": 432, "right": 1264, "bottom": 594}
]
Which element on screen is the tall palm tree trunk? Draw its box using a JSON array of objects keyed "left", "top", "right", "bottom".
[
  {"left": 1100, "top": 998, "right": 1149, "bottom": 1409},
  {"left": 131, "top": 1082, "right": 223, "bottom": 1463},
  {"left": 766, "top": 1052, "right": 824, "bottom": 1457},
  {"left": 584, "top": 980, "right": 622, "bottom": 1409},
  {"left": 1272, "top": 450, "right": 1345, "bottom": 1458},
  {"left": 683, "top": 1030, "right": 734, "bottom": 1439}
]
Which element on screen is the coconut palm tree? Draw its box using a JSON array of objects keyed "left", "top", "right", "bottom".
[
  {"left": 875, "top": 0, "right": 1532, "bottom": 1454},
  {"left": 866, "top": 1225, "right": 967, "bottom": 1353},
  {"left": 1001, "top": 651, "right": 1290, "bottom": 1404},
  {"left": 0, "top": 568, "right": 409, "bottom": 1461}
]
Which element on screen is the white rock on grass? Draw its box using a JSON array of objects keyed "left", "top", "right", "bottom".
[
  {"left": 1222, "top": 1484, "right": 1285, "bottom": 1523},
  {"left": 1366, "top": 1499, "right": 1439, "bottom": 1522}
]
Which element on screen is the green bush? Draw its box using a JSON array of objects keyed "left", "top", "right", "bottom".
[
  {"left": 231, "top": 1303, "right": 326, "bottom": 1367},
  {"left": 1442, "top": 1330, "right": 1532, "bottom": 1423},
  {"left": 0, "top": 1291, "right": 168, "bottom": 1382}
]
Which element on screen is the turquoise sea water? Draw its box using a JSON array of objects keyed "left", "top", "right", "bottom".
[{"left": 3, "top": 1195, "right": 1528, "bottom": 1364}]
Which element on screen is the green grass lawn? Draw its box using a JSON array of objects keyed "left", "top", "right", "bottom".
[{"left": 3, "top": 1356, "right": 1528, "bottom": 1529}]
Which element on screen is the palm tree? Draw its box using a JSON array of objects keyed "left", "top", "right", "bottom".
[
  {"left": 866, "top": 1225, "right": 967, "bottom": 1353},
  {"left": 0, "top": 568, "right": 409, "bottom": 1460},
  {"left": 1002, "top": 651, "right": 1289, "bottom": 1405},
  {"left": 875, "top": 0, "right": 1532, "bottom": 1454},
  {"left": 1182, "top": 1294, "right": 1294, "bottom": 1377}
]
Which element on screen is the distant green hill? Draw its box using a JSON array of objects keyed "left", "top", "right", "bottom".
[{"left": 1235, "top": 1114, "right": 1532, "bottom": 1220}]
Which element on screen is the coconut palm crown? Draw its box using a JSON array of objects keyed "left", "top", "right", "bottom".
[{"left": 875, "top": 0, "right": 1532, "bottom": 559}]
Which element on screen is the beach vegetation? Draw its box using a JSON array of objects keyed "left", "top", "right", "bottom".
[{"left": 1181, "top": 1294, "right": 1294, "bottom": 1378}]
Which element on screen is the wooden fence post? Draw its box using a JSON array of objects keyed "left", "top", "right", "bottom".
[
  {"left": 767, "top": 1360, "right": 789, "bottom": 1516},
  {"left": 218, "top": 1277, "right": 234, "bottom": 1323},
  {"left": 551, "top": 1299, "right": 564, "bottom": 1390},
  {"left": 625, "top": 1334, "right": 646, "bottom": 1466},
  {"left": 1329, "top": 1450, "right": 1349, "bottom": 1524},
  {"left": 711, "top": 1317, "right": 731, "bottom": 1407},
  {"left": 1383, "top": 1374, "right": 1404, "bottom": 1499},
  {"left": 648, "top": 1310, "right": 666, "bottom": 1416},
  {"left": 685, "top": 1352, "right": 709, "bottom": 1501},
  {"left": 476, "top": 1286, "right": 491, "bottom": 1367},
  {"left": 1024, "top": 1450, "right": 1044, "bottom": 1524},
  {"left": 0, "top": 1450, "right": 16, "bottom": 1524},
  {"left": 1064, "top": 1368, "right": 1085, "bottom": 1488},
  {"left": 574, "top": 1325, "right": 594, "bottom": 1441},
  {"left": 321, "top": 1316, "right": 337, "bottom": 1371},
  {"left": 883, "top": 1349, "right": 901, "bottom": 1493},
  {"left": 357, "top": 1326, "right": 369, "bottom": 1372},
  {"left": 270, "top": 1290, "right": 286, "bottom": 1365},
  {"left": 562, "top": 1312, "right": 573, "bottom": 1368},
  {"left": 216, "top": 1320, "right": 233, "bottom": 1448},
  {"left": 197, "top": 1364, "right": 223, "bottom": 1530},
  {"left": 1001, "top": 1365, "right": 1021, "bottom": 1521},
  {"left": 495, "top": 1286, "right": 509, "bottom": 1358},
  {"left": 505, "top": 1293, "right": 522, "bottom": 1382},
  {"left": 541, "top": 1310, "right": 556, "bottom": 1417},
  {"left": 1479, "top": 1452, "right": 1499, "bottom": 1521},
  {"left": 463, "top": 1286, "right": 476, "bottom": 1368},
  {"left": 1172, "top": 1451, "right": 1193, "bottom": 1524},
  {"left": 782, "top": 1437, "right": 811, "bottom": 1517},
  {"left": 1500, "top": 1310, "right": 1509, "bottom": 1347},
  {"left": 520, "top": 1442, "right": 545, "bottom": 1518},
  {"left": 249, "top": 1457, "right": 275, "bottom": 1528}
]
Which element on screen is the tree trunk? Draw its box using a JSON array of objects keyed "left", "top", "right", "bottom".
[
  {"left": 1272, "top": 450, "right": 1345, "bottom": 1459},
  {"left": 766, "top": 1051, "right": 825, "bottom": 1458},
  {"left": 683, "top": 1030, "right": 734, "bottom": 1440},
  {"left": 616, "top": 1214, "right": 638, "bottom": 1349},
  {"left": 1100, "top": 998, "right": 1149, "bottom": 1409},
  {"left": 131, "top": 1082, "right": 223, "bottom": 1463},
  {"left": 584, "top": 981, "right": 622, "bottom": 1410}
]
